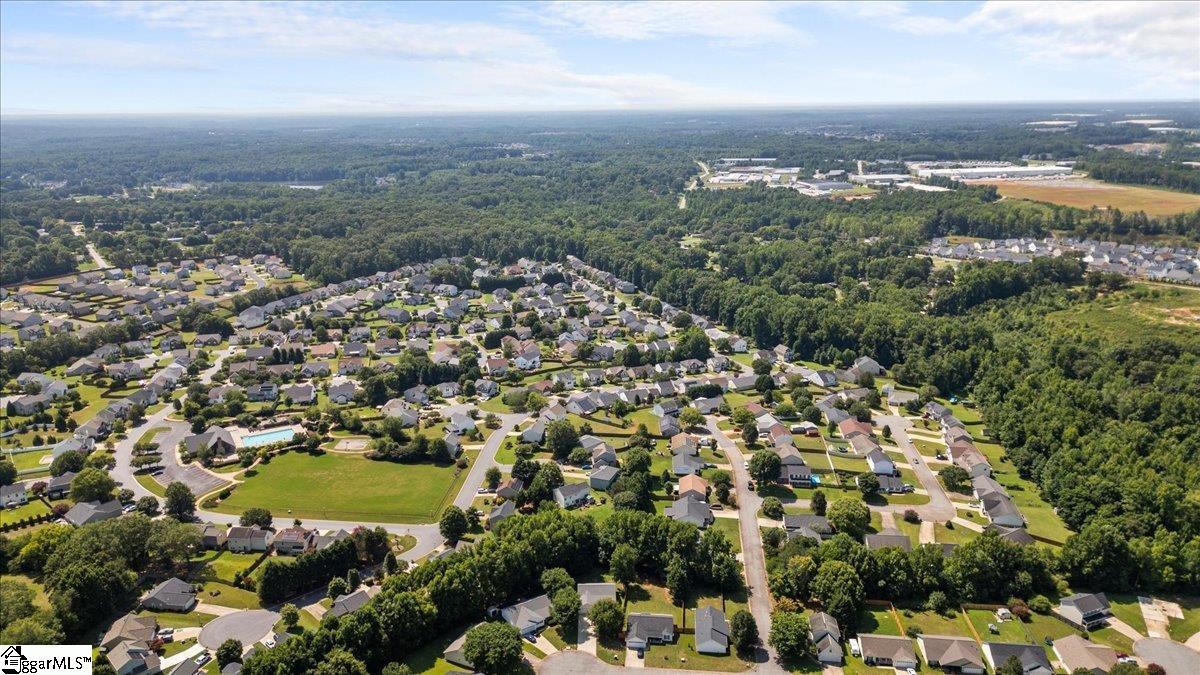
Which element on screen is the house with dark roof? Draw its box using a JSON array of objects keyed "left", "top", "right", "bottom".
[
  {"left": 553, "top": 483, "right": 591, "bottom": 509},
  {"left": 982, "top": 642, "right": 1053, "bottom": 675},
  {"left": 141, "top": 577, "right": 197, "bottom": 612},
  {"left": 328, "top": 587, "right": 379, "bottom": 619},
  {"left": 487, "top": 500, "right": 517, "bottom": 528},
  {"left": 783, "top": 514, "right": 833, "bottom": 542},
  {"left": 64, "top": 499, "right": 122, "bottom": 526},
  {"left": 865, "top": 528, "right": 912, "bottom": 551},
  {"left": 1057, "top": 593, "right": 1111, "bottom": 629},
  {"left": 589, "top": 465, "right": 621, "bottom": 490},
  {"left": 626, "top": 613, "right": 675, "bottom": 652}
]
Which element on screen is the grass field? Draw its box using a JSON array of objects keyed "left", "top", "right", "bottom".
[
  {"left": 1047, "top": 284, "right": 1200, "bottom": 348},
  {"left": 982, "top": 177, "right": 1200, "bottom": 217},
  {"left": 0, "top": 499, "right": 51, "bottom": 526},
  {"left": 211, "top": 450, "right": 470, "bottom": 523},
  {"left": 708, "top": 517, "right": 743, "bottom": 554}
]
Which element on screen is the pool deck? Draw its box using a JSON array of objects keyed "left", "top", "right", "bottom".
[{"left": 231, "top": 424, "right": 303, "bottom": 448}]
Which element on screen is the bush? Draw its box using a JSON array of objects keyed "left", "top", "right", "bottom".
[
  {"left": 760, "top": 497, "right": 784, "bottom": 520},
  {"left": 1028, "top": 595, "right": 1052, "bottom": 614},
  {"left": 902, "top": 509, "right": 920, "bottom": 523},
  {"left": 905, "top": 626, "right": 922, "bottom": 638}
]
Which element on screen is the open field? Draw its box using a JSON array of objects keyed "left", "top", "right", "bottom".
[
  {"left": 211, "top": 450, "right": 470, "bottom": 523},
  {"left": 978, "top": 177, "right": 1200, "bottom": 217},
  {"left": 1047, "top": 284, "right": 1200, "bottom": 348}
]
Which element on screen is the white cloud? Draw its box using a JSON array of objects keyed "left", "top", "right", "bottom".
[
  {"left": 820, "top": 1, "right": 1199, "bottom": 92},
  {"left": 538, "top": 1, "right": 805, "bottom": 43},
  {"left": 87, "top": 0, "right": 555, "bottom": 63},
  {"left": 0, "top": 33, "right": 204, "bottom": 70}
]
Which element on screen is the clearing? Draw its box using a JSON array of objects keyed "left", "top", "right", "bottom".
[
  {"left": 977, "top": 177, "right": 1200, "bottom": 217},
  {"left": 211, "top": 450, "right": 471, "bottom": 523}
]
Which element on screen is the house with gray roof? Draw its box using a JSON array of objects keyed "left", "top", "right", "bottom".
[
  {"left": 500, "top": 594, "right": 551, "bottom": 636},
  {"left": 983, "top": 642, "right": 1053, "bottom": 675},
  {"left": 918, "top": 635, "right": 985, "bottom": 674},
  {"left": 695, "top": 606, "right": 729, "bottom": 655},
  {"left": 141, "top": 577, "right": 197, "bottom": 613},
  {"left": 626, "top": 613, "right": 675, "bottom": 652},
  {"left": 664, "top": 496, "right": 713, "bottom": 528},
  {"left": 64, "top": 499, "right": 122, "bottom": 526}
]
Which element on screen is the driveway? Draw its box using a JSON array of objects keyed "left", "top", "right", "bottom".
[
  {"left": 873, "top": 414, "right": 955, "bottom": 522},
  {"left": 540, "top": 650, "right": 708, "bottom": 675},
  {"left": 705, "top": 419, "right": 789, "bottom": 674},
  {"left": 198, "top": 608, "right": 280, "bottom": 650},
  {"left": 452, "top": 413, "right": 528, "bottom": 510}
]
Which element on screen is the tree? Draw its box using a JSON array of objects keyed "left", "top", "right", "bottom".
[
  {"left": 240, "top": 507, "right": 273, "bottom": 528},
  {"left": 623, "top": 449, "right": 651, "bottom": 474},
  {"left": 741, "top": 424, "right": 758, "bottom": 447},
  {"left": 551, "top": 588, "right": 582, "bottom": 628},
  {"left": 0, "top": 460, "right": 16, "bottom": 486},
  {"left": 0, "top": 616, "right": 63, "bottom": 644},
  {"left": 314, "top": 649, "right": 369, "bottom": 675},
  {"left": 463, "top": 622, "right": 523, "bottom": 675},
  {"left": 827, "top": 498, "right": 871, "bottom": 538},
  {"left": 70, "top": 467, "right": 116, "bottom": 502},
  {"left": 811, "top": 489, "right": 827, "bottom": 516},
  {"left": 679, "top": 407, "right": 704, "bottom": 429},
  {"left": 938, "top": 465, "right": 970, "bottom": 492},
  {"left": 610, "top": 543, "right": 637, "bottom": 587},
  {"left": 135, "top": 496, "right": 159, "bottom": 515},
  {"left": 857, "top": 472, "right": 879, "bottom": 496},
  {"left": 485, "top": 466, "right": 502, "bottom": 490},
  {"left": 770, "top": 555, "right": 817, "bottom": 601},
  {"left": 748, "top": 450, "right": 781, "bottom": 486},
  {"left": 49, "top": 450, "right": 86, "bottom": 477},
  {"left": 217, "top": 638, "right": 243, "bottom": 668},
  {"left": 811, "top": 560, "right": 865, "bottom": 629},
  {"left": 164, "top": 481, "right": 196, "bottom": 520},
  {"left": 541, "top": 567, "right": 574, "bottom": 597},
  {"left": 761, "top": 496, "right": 784, "bottom": 520},
  {"left": 328, "top": 576, "right": 349, "bottom": 600},
  {"left": 996, "top": 655, "right": 1024, "bottom": 675},
  {"left": 281, "top": 603, "right": 300, "bottom": 629},
  {"left": 729, "top": 609, "right": 758, "bottom": 657},
  {"left": 439, "top": 506, "right": 469, "bottom": 542},
  {"left": 1058, "top": 522, "right": 1136, "bottom": 591},
  {"left": 666, "top": 555, "right": 690, "bottom": 605},
  {"left": 544, "top": 419, "right": 579, "bottom": 459},
  {"left": 768, "top": 611, "right": 811, "bottom": 662},
  {"left": 589, "top": 598, "right": 624, "bottom": 640}
]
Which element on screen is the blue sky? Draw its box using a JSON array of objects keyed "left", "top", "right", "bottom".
[{"left": 2, "top": 1, "right": 1196, "bottom": 114}]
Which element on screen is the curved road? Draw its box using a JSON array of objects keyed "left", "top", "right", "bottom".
[
  {"left": 110, "top": 346, "right": 528, "bottom": 562},
  {"left": 72, "top": 222, "right": 110, "bottom": 269}
]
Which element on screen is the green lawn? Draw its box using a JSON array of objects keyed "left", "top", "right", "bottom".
[
  {"left": 1166, "top": 595, "right": 1200, "bottom": 643},
  {"left": 596, "top": 637, "right": 625, "bottom": 666},
  {"left": 196, "top": 581, "right": 261, "bottom": 610},
  {"left": 910, "top": 439, "right": 943, "bottom": 457},
  {"left": 135, "top": 473, "right": 167, "bottom": 497},
  {"left": 965, "top": 609, "right": 1027, "bottom": 644},
  {"left": 211, "top": 449, "right": 471, "bottom": 523},
  {"left": 5, "top": 449, "right": 52, "bottom": 472},
  {"left": 644, "top": 633, "right": 749, "bottom": 672},
  {"left": 0, "top": 499, "right": 51, "bottom": 526},
  {"left": 857, "top": 605, "right": 902, "bottom": 635},
  {"left": 136, "top": 610, "right": 217, "bottom": 629},
  {"left": 190, "top": 550, "right": 263, "bottom": 585},
  {"left": 894, "top": 606, "right": 972, "bottom": 637},
  {"left": 935, "top": 522, "right": 978, "bottom": 545},
  {"left": 1104, "top": 594, "right": 1148, "bottom": 635},
  {"left": 708, "top": 517, "right": 743, "bottom": 554},
  {"left": 973, "top": 441, "right": 1071, "bottom": 544}
]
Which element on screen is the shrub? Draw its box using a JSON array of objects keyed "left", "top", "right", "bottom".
[
  {"left": 1029, "top": 595, "right": 1052, "bottom": 614},
  {"left": 902, "top": 509, "right": 920, "bottom": 523},
  {"left": 905, "top": 626, "right": 922, "bottom": 638}
]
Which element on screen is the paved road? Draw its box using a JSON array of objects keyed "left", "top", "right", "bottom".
[
  {"left": 874, "top": 414, "right": 955, "bottom": 522},
  {"left": 72, "top": 222, "right": 110, "bottom": 269},
  {"left": 705, "top": 419, "right": 788, "bottom": 674},
  {"left": 540, "top": 650, "right": 711, "bottom": 675},
  {"left": 453, "top": 413, "right": 528, "bottom": 510}
]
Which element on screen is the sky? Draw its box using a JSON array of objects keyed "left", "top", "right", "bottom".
[{"left": 1, "top": 1, "right": 1197, "bottom": 114}]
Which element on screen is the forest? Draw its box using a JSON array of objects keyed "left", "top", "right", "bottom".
[{"left": 2, "top": 108, "right": 1198, "bottom": 590}]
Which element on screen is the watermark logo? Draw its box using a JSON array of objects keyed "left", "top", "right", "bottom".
[{"left": 0, "top": 645, "right": 91, "bottom": 675}]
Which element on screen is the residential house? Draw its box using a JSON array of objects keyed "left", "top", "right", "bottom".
[
  {"left": 500, "top": 595, "right": 552, "bottom": 636},
  {"left": 865, "top": 529, "right": 912, "bottom": 551},
  {"left": 496, "top": 477, "right": 525, "bottom": 500},
  {"left": 695, "top": 606, "right": 730, "bottom": 655},
  {"left": 664, "top": 496, "right": 713, "bottom": 528},
  {"left": 199, "top": 523, "right": 228, "bottom": 550},
  {"left": 44, "top": 471, "right": 75, "bottom": 500},
  {"left": 328, "top": 587, "right": 380, "bottom": 619},
  {"left": 578, "top": 583, "right": 618, "bottom": 611},
  {"left": 274, "top": 527, "right": 314, "bottom": 555},
  {"left": 982, "top": 643, "right": 1053, "bottom": 675},
  {"left": 918, "top": 635, "right": 985, "bottom": 674},
  {"left": 809, "top": 612, "right": 843, "bottom": 665},
  {"left": 554, "top": 483, "right": 591, "bottom": 509},
  {"left": 1052, "top": 635, "right": 1117, "bottom": 675},
  {"left": 226, "top": 526, "right": 273, "bottom": 552},
  {"left": 0, "top": 484, "right": 28, "bottom": 508},
  {"left": 141, "top": 577, "right": 198, "bottom": 613},
  {"left": 626, "top": 613, "right": 675, "bottom": 652},
  {"left": 63, "top": 499, "right": 122, "bottom": 526},
  {"left": 677, "top": 474, "right": 708, "bottom": 502},
  {"left": 858, "top": 634, "right": 918, "bottom": 669},
  {"left": 783, "top": 514, "right": 834, "bottom": 542},
  {"left": 1057, "top": 593, "right": 1112, "bottom": 630},
  {"left": 866, "top": 448, "right": 896, "bottom": 476},
  {"left": 589, "top": 465, "right": 620, "bottom": 490},
  {"left": 487, "top": 501, "right": 517, "bottom": 528}
]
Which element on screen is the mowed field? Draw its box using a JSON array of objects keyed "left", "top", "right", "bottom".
[
  {"left": 979, "top": 177, "right": 1200, "bottom": 216},
  {"left": 212, "top": 450, "right": 469, "bottom": 523}
]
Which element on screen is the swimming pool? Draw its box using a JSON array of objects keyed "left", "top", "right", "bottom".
[{"left": 241, "top": 427, "right": 296, "bottom": 448}]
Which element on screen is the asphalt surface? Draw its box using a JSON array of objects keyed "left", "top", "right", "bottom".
[
  {"left": 706, "top": 418, "right": 789, "bottom": 674},
  {"left": 198, "top": 608, "right": 280, "bottom": 650},
  {"left": 1135, "top": 638, "right": 1200, "bottom": 675}
]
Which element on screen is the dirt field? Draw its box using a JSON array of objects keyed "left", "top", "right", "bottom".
[{"left": 974, "top": 177, "right": 1200, "bottom": 217}]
